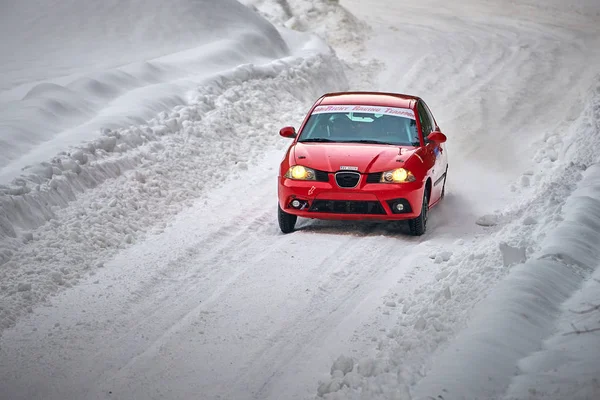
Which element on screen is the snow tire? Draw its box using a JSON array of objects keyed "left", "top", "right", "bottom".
[
  {"left": 408, "top": 190, "right": 428, "bottom": 236},
  {"left": 278, "top": 204, "right": 297, "bottom": 234}
]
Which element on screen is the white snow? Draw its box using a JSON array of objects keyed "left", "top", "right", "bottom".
[
  {"left": 415, "top": 160, "right": 600, "bottom": 400},
  {"left": 476, "top": 214, "right": 500, "bottom": 227},
  {"left": 0, "top": 0, "right": 290, "bottom": 182},
  {"left": 0, "top": 52, "right": 347, "bottom": 332},
  {"left": 504, "top": 268, "right": 600, "bottom": 400},
  {"left": 1, "top": 0, "right": 600, "bottom": 399},
  {"left": 0, "top": 0, "right": 348, "bottom": 333}
]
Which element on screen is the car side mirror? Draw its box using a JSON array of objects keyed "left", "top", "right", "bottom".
[
  {"left": 427, "top": 130, "right": 447, "bottom": 143},
  {"left": 279, "top": 126, "right": 297, "bottom": 138}
]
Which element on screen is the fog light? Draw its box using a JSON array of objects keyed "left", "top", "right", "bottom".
[
  {"left": 387, "top": 198, "right": 411, "bottom": 214},
  {"left": 291, "top": 199, "right": 301, "bottom": 208}
]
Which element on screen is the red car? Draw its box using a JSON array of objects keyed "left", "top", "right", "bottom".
[{"left": 277, "top": 91, "right": 448, "bottom": 235}]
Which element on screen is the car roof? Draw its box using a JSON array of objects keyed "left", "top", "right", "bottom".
[{"left": 317, "top": 91, "right": 419, "bottom": 109}]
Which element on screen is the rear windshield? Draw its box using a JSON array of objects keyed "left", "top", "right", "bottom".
[{"left": 298, "top": 105, "right": 418, "bottom": 146}]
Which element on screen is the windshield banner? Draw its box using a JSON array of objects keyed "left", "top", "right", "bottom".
[{"left": 312, "top": 104, "right": 416, "bottom": 119}]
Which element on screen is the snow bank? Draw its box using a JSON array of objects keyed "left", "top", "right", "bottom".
[
  {"left": 0, "top": 0, "right": 351, "bottom": 334},
  {"left": 0, "top": 52, "right": 347, "bottom": 333},
  {"left": 0, "top": 0, "right": 343, "bottom": 242},
  {"left": 315, "top": 78, "right": 600, "bottom": 399},
  {"left": 410, "top": 81, "right": 600, "bottom": 399},
  {"left": 0, "top": 0, "right": 289, "bottom": 181},
  {"left": 239, "top": 0, "right": 367, "bottom": 49},
  {"left": 503, "top": 266, "right": 600, "bottom": 400},
  {"left": 239, "top": 0, "right": 383, "bottom": 85}
]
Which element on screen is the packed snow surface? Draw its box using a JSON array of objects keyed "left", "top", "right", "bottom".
[{"left": 1, "top": 0, "right": 600, "bottom": 399}]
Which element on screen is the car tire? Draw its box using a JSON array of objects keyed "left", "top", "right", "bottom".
[
  {"left": 408, "top": 190, "right": 428, "bottom": 236},
  {"left": 278, "top": 204, "right": 297, "bottom": 233}
]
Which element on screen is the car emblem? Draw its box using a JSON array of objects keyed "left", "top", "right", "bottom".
[{"left": 339, "top": 166, "right": 359, "bottom": 171}]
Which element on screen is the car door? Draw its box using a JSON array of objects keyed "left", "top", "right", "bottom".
[
  {"left": 423, "top": 100, "right": 447, "bottom": 198},
  {"left": 418, "top": 101, "right": 444, "bottom": 203}
]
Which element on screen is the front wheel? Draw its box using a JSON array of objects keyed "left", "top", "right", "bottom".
[
  {"left": 278, "top": 204, "right": 297, "bottom": 233},
  {"left": 408, "top": 190, "right": 428, "bottom": 236}
]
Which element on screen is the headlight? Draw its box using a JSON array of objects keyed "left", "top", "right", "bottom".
[
  {"left": 285, "top": 165, "right": 316, "bottom": 180},
  {"left": 380, "top": 168, "right": 415, "bottom": 183}
]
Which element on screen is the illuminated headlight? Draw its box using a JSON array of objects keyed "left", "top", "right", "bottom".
[
  {"left": 380, "top": 168, "right": 415, "bottom": 183},
  {"left": 285, "top": 165, "right": 316, "bottom": 180}
]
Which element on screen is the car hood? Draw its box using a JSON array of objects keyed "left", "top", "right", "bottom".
[{"left": 292, "top": 142, "right": 418, "bottom": 173}]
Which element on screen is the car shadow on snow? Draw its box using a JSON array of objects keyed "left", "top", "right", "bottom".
[
  {"left": 294, "top": 218, "right": 413, "bottom": 237},
  {"left": 289, "top": 192, "right": 469, "bottom": 239}
]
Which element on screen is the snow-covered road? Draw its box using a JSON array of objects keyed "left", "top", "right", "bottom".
[
  {"left": 1, "top": 0, "right": 600, "bottom": 399},
  {"left": 0, "top": 149, "right": 435, "bottom": 400}
]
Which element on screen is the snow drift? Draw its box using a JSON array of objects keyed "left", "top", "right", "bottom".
[
  {"left": 0, "top": 0, "right": 335, "bottom": 242},
  {"left": 410, "top": 80, "right": 600, "bottom": 400},
  {"left": 0, "top": 0, "right": 289, "bottom": 181},
  {"left": 0, "top": 0, "right": 349, "bottom": 333}
]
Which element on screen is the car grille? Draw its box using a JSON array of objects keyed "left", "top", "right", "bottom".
[
  {"left": 366, "top": 172, "right": 383, "bottom": 183},
  {"left": 310, "top": 200, "right": 386, "bottom": 215},
  {"left": 335, "top": 172, "right": 360, "bottom": 188}
]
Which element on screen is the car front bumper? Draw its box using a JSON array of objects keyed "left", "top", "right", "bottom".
[{"left": 278, "top": 175, "right": 425, "bottom": 221}]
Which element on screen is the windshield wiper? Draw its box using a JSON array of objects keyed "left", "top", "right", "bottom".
[
  {"left": 343, "top": 139, "right": 395, "bottom": 145},
  {"left": 300, "top": 138, "right": 335, "bottom": 143}
]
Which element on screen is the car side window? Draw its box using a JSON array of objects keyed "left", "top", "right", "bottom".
[
  {"left": 421, "top": 101, "right": 436, "bottom": 131},
  {"left": 417, "top": 102, "right": 432, "bottom": 139}
]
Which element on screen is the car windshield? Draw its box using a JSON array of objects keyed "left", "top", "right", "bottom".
[{"left": 298, "top": 105, "right": 419, "bottom": 146}]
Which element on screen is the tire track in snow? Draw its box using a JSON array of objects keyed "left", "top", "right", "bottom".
[
  {"left": 0, "top": 38, "right": 350, "bottom": 396},
  {"left": 0, "top": 148, "right": 430, "bottom": 400},
  {"left": 0, "top": 49, "right": 347, "bottom": 338},
  {"left": 306, "top": 0, "right": 600, "bottom": 398}
]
